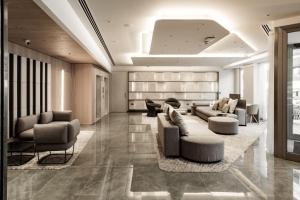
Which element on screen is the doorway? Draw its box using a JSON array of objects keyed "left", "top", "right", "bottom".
[
  {"left": 96, "top": 75, "right": 101, "bottom": 120},
  {"left": 274, "top": 24, "right": 300, "bottom": 162}
]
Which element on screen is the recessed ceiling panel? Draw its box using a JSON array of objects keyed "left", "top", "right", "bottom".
[
  {"left": 132, "top": 56, "right": 242, "bottom": 66},
  {"left": 202, "top": 33, "right": 255, "bottom": 55},
  {"left": 150, "top": 20, "right": 229, "bottom": 55}
]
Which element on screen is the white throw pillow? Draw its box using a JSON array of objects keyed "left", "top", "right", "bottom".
[
  {"left": 162, "top": 103, "right": 170, "bottom": 113},
  {"left": 228, "top": 98, "right": 238, "bottom": 113},
  {"left": 167, "top": 106, "right": 174, "bottom": 120},
  {"left": 170, "top": 110, "right": 189, "bottom": 136}
]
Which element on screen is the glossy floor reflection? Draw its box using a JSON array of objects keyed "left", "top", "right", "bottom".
[{"left": 7, "top": 113, "right": 300, "bottom": 200}]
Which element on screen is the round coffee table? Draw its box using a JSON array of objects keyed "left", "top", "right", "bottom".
[{"left": 208, "top": 117, "right": 239, "bottom": 135}]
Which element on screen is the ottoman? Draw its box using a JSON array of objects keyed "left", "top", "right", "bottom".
[
  {"left": 208, "top": 117, "right": 239, "bottom": 135},
  {"left": 180, "top": 136, "right": 224, "bottom": 162}
]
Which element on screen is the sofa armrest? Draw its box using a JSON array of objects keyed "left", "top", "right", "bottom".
[
  {"left": 53, "top": 111, "right": 72, "bottom": 121},
  {"left": 157, "top": 114, "right": 180, "bottom": 156},
  {"left": 234, "top": 108, "right": 247, "bottom": 126},
  {"left": 34, "top": 124, "right": 68, "bottom": 144},
  {"left": 68, "top": 119, "right": 80, "bottom": 141}
]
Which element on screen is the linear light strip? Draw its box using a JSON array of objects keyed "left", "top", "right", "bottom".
[
  {"left": 61, "top": 69, "right": 64, "bottom": 111},
  {"left": 78, "top": 0, "right": 115, "bottom": 65}
]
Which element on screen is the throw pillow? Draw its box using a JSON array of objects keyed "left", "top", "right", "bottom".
[
  {"left": 162, "top": 103, "right": 170, "bottom": 113},
  {"left": 212, "top": 101, "right": 219, "bottom": 110},
  {"left": 170, "top": 110, "right": 189, "bottom": 136},
  {"left": 228, "top": 98, "right": 238, "bottom": 113},
  {"left": 221, "top": 103, "right": 230, "bottom": 113},
  {"left": 167, "top": 106, "right": 174, "bottom": 120},
  {"left": 218, "top": 97, "right": 229, "bottom": 111}
]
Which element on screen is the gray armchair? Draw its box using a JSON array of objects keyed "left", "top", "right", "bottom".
[{"left": 34, "top": 111, "right": 80, "bottom": 164}]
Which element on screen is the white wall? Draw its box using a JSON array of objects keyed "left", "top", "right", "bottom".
[
  {"left": 219, "top": 69, "right": 235, "bottom": 98},
  {"left": 242, "top": 65, "right": 254, "bottom": 104}
]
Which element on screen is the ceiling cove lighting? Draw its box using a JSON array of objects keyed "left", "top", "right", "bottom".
[
  {"left": 137, "top": 7, "right": 257, "bottom": 56},
  {"left": 225, "top": 52, "right": 268, "bottom": 68},
  {"left": 131, "top": 53, "right": 247, "bottom": 58},
  {"left": 61, "top": 69, "right": 65, "bottom": 111}
]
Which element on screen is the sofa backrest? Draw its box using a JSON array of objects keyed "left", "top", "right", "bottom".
[
  {"left": 40, "top": 111, "right": 54, "bottom": 124},
  {"left": 53, "top": 111, "right": 72, "bottom": 121},
  {"left": 236, "top": 99, "right": 247, "bottom": 109},
  {"left": 16, "top": 115, "right": 39, "bottom": 134}
]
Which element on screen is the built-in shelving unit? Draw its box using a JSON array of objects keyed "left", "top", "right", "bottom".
[{"left": 128, "top": 71, "right": 219, "bottom": 111}]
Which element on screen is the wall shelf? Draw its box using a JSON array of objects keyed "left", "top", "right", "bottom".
[{"left": 128, "top": 71, "right": 219, "bottom": 110}]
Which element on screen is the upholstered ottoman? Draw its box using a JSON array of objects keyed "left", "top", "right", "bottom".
[
  {"left": 208, "top": 117, "right": 239, "bottom": 135},
  {"left": 180, "top": 136, "right": 224, "bottom": 162}
]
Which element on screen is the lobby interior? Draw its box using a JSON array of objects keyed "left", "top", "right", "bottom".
[{"left": 1, "top": 0, "right": 300, "bottom": 200}]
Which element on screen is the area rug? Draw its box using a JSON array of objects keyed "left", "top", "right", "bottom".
[
  {"left": 8, "top": 131, "right": 95, "bottom": 170},
  {"left": 142, "top": 113, "right": 266, "bottom": 173}
]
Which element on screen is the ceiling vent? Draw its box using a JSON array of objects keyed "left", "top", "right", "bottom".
[
  {"left": 261, "top": 24, "right": 272, "bottom": 36},
  {"left": 204, "top": 36, "right": 216, "bottom": 44},
  {"left": 78, "top": 0, "right": 115, "bottom": 65}
]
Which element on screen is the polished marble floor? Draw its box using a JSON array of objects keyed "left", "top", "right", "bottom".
[{"left": 7, "top": 113, "right": 300, "bottom": 200}]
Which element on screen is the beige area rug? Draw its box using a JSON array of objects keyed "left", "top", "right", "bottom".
[
  {"left": 8, "top": 131, "right": 95, "bottom": 170},
  {"left": 142, "top": 113, "right": 266, "bottom": 173}
]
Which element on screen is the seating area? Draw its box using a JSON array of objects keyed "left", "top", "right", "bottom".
[
  {"left": 157, "top": 95, "right": 245, "bottom": 163},
  {"left": 2, "top": 0, "right": 300, "bottom": 199},
  {"left": 10, "top": 111, "right": 80, "bottom": 165}
]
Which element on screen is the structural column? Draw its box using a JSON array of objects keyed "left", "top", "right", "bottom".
[{"left": 0, "top": 0, "right": 8, "bottom": 199}]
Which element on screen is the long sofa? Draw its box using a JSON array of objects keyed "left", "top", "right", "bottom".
[
  {"left": 157, "top": 112, "right": 224, "bottom": 162},
  {"left": 194, "top": 99, "right": 247, "bottom": 126}
]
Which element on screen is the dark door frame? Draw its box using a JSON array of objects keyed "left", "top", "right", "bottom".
[
  {"left": 1, "top": 0, "right": 8, "bottom": 199},
  {"left": 274, "top": 23, "right": 300, "bottom": 162}
]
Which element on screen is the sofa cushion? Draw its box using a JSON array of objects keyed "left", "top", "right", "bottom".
[
  {"left": 18, "top": 128, "right": 34, "bottom": 141},
  {"left": 228, "top": 98, "right": 238, "bottom": 113},
  {"left": 167, "top": 106, "right": 174, "bottom": 120},
  {"left": 196, "top": 107, "right": 222, "bottom": 117},
  {"left": 212, "top": 101, "right": 219, "bottom": 110},
  {"left": 53, "top": 111, "right": 72, "bottom": 121},
  {"left": 16, "top": 115, "right": 39, "bottom": 134},
  {"left": 34, "top": 124, "right": 68, "bottom": 144},
  {"left": 170, "top": 110, "right": 189, "bottom": 136},
  {"left": 221, "top": 103, "right": 230, "bottom": 113},
  {"left": 40, "top": 111, "right": 53, "bottom": 124},
  {"left": 218, "top": 97, "right": 229, "bottom": 111}
]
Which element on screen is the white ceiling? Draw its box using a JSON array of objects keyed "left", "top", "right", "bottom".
[
  {"left": 63, "top": 0, "right": 300, "bottom": 66},
  {"left": 202, "top": 33, "right": 254, "bottom": 56},
  {"left": 150, "top": 20, "right": 229, "bottom": 54}
]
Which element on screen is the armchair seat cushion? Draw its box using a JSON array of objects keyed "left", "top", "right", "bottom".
[{"left": 19, "top": 128, "right": 34, "bottom": 141}]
